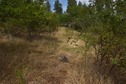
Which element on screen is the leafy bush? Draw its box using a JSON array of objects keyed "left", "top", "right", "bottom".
[
  {"left": 0, "top": 0, "right": 59, "bottom": 37},
  {"left": 63, "top": 0, "right": 126, "bottom": 83}
]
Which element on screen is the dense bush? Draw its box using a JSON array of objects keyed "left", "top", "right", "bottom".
[
  {"left": 60, "top": 0, "right": 126, "bottom": 83},
  {"left": 0, "top": 0, "right": 59, "bottom": 36}
]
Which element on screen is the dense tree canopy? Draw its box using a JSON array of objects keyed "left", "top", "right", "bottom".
[
  {"left": 0, "top": 0, "right": 59, "bottom": 37},
  {"left": 67, "top": 0, "right": 77, "bottom": 14}
]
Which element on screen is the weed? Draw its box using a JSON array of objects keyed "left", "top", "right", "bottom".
[{"left": 15, "top": 66, "right": 25, "bottom": 84}]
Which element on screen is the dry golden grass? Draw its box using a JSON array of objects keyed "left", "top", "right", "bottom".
[
  {"left": 0, "top": 37, "right": 30, "bottom": 83},
  {"left": 0, "top": 27, "right": 114, "bottom": 84}
]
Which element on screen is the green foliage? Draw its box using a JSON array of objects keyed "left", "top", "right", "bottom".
[
  {"left": 54, "top": 0, "right": 62, "bottom": 14},
  {"left": 81, "top": 33, "right": 97, "bottom": 52},
  {"left": 59, "top": 13, "right": 69, "bottom": 26},
  {"left": 78, "top": 1, "right": 83, "bottom": 7},
  {"left": 63, "top": 0, "right": 126, "bottom": 81},
  {"left": 83, "top": 1, "right": 126, "bottom": 81},
  {"left": 64, "top": 1, "right": 91, "bottom": 31},
  {"left": 89, "top": 0, "right": 126, "bottom": 66},
  {"left": 67, "top": 0, "right": 77, "bottom": 13},
  {"left": 16, "top": 67, "right": 25, "bottom": 84},
  {"left": 111, "top": 58, "right": 118, "bottom": 65},
  {"left": 0, "top": 0, "right": 59, "bottom": 37},
  {"left": 45, "top": 0, "right": 51, "bottom": 11}
]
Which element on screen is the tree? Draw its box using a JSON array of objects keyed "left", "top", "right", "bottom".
[
  {"left": 54, "top": 0, "right": 62, "bottom": 14},
  {"left": 65, "top": 0, "right": 90, "bottom": 30},
  {"left": 67, "top": 0, "right": 77, "bottom": 13},
  {"left": 67, "top": 0, "right": 77, "bottom": 7},
  {"left": 45, "top": 0, "right": 51, "bottom": 11},
  {"left": 85, "top": 1, "right": 126, "bottom": 83},
  {"left": 60, "top": 0, "right": 126, "bottom": 83},
  {"left": 78, "top": 1, "right": 83, "bottom": 7},
  {"left": 0, "top": 0, "right": 59, "bottom": 38}
]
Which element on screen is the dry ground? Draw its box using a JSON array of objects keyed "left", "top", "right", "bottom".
[{"left": 0, "top": 27, "right": 114, "bottom": 84}]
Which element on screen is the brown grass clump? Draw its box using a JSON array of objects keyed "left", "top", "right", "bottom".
[
  {"left": 0, "top": 34, "right": 62, "bottom": 83},
  {"left": 0, "top": 38, "right": 30, "bottom": 83}
]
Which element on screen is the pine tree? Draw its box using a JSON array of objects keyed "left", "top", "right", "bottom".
[
  {"left": 78, "top": 1, "right": 83, "bottom": 7},
  {"left": 54, "top": 0, "right": 62, "bottom": 14},
  {"left": 46, "top": 0, "right": 51, "bottom": 11},
  {"left": 67, "top": 0, "right": 77, "bottom": 13},
  {"left": 67, "top": 0, "right": 77, "bottom": 7}
]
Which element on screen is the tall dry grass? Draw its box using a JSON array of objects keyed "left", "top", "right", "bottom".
[
  {"left": 0, "top": 28, "right": 115, "bottom": 84},
  {"left": 62, "top": 52, "right": 114, "bottom": 84},
  {"left": 0, "top": 34, "right": 61, "bottom": 83},
  {"left": 0, "top": 37, "right": 31, "bottom": 83}
]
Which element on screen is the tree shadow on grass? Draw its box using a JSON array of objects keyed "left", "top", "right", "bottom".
[{"left": 0, "top": 40, "right": 30, "bottom": 81}]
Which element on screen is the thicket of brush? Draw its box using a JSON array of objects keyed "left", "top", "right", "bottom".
[{"left": 61, "top": 0, "right": 126, "bottom": 84}]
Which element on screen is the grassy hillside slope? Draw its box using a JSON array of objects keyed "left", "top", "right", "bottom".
[{"left": 0, "top": 27, "right": 114, "bottom": 84}]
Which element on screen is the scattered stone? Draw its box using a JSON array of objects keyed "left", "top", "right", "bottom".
[{"left": 58, "top": 54, "right": 69, "bottom": 63}]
